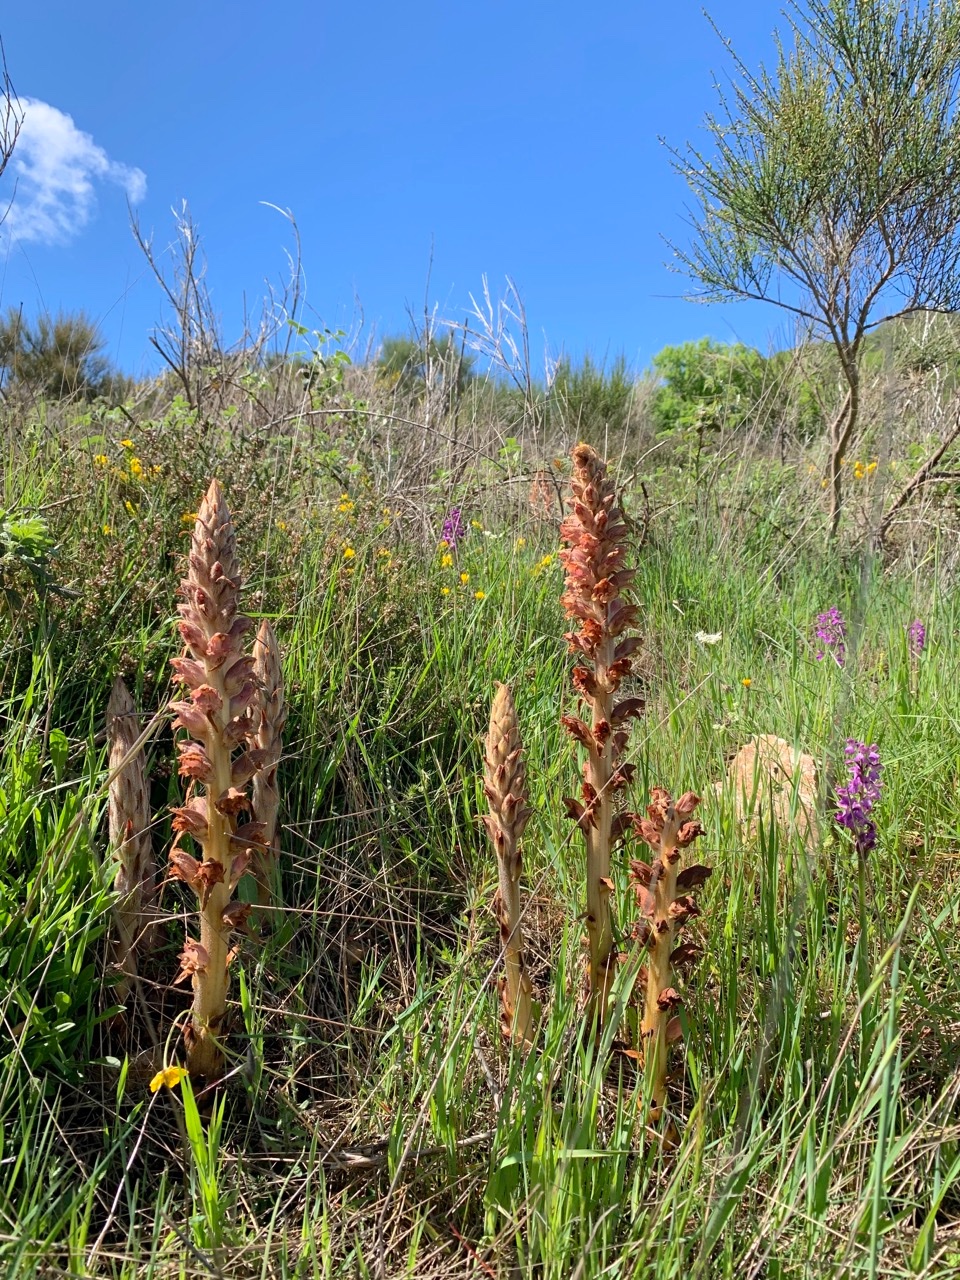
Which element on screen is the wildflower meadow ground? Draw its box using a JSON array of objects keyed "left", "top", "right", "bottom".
[{"left": 3, "top": 392, "right": 960, "bottom": 1280}]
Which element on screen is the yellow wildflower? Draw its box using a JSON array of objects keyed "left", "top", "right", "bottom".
[
  {"left": 515, "top": 536, "right": 526, "bottom": 549},
  {"left": 441, "top": 586, "right": 451, "bottom": 596},
  {"left": 124, "top": 500, "right": 136, "bottom": 515},
  {"left": 151, "top": 464, "right": 162, "bottom": 475},
  {"left": 119, "top": 438, "right": 134, "bottom": 449},
  {"left": 866, "top": 460, "right": 878, "bottom": 474},
  {"left": 438, "top": 538, "right": 449, "bottom": 549},
  {"left": 470, "top": 519, "right": 483, "bottom": 530},
  {"left": 343, "top": 546, "right": 356, "bottom": 560},
  {"left": 93, "top": 454, "right": 108, "bottom": 467},
  {"left": 181, "top": 512, "right": 198, "bottom": 524},
  {"left": 742, "top": 678, "right": 752, "bottom": 688},
  {"left": 441, "top": 553, "right": 453, "bottom": 568},
  {"left": 474, "top": 590, "right": 486, "bottom": 601},
  {"left": 376, "top": 547, "right": 390, "bottom": 557},
  {"left": 460, "top": 571, "right": 470, "bottom": 585},
  {"left": 149, "top": 1066, "right": 188, "bottom": 1092},
  {"left": 129, "top": 457, "right": 144, "bottom": 478},
  {"left": 102, "top": 524, "right": 113, "bottom": 536},
  {"left": 276, "top": 519, "right": 288, "bottom": 532}
]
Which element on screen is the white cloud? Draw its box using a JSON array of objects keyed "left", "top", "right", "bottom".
[{"left": 3, "top": 97, "right": 147, "bottom": 245}]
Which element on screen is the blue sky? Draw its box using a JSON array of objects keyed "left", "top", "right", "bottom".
[{"left": 0, "top": 2, "right": 799, "bottom": 378}]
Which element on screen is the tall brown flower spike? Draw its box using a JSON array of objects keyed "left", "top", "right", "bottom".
[
  {"left": 631, "top": 788, "right": 710, "bottom": 1122},
  {"left": 251, "top": 618, "right": 286, "bottom": 910},
  {"left": 107, "top": 675, "right": 156, "bottom": 1012},
  {"left": 558, "top": 443, "right": 644, "bottom": 1030},
  {"left": 482, "top": 682, "right": 534, "bottom": 1047},
  {"left": 169, "top": 479, "right": 267, "bottom": 1078}
]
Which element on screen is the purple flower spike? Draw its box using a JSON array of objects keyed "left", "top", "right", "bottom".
[
  {"left": 441, "top": 507, "right": 466, "bottom": 545},
  {"left": 908, "top": 619, "right": 926, "bottom": 657},
  {"left": 835, "top": 739, "right": 882, "bottom": 857},
  {"left": 815, "top": 607, "right": 847, "bottom": 667}
]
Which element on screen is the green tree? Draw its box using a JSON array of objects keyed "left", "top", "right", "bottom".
[
  {"left": 550, "top": 352, "right": 640, "bottom": 437},
  {"left": 376, "top": 334, "right": 474, "bottom": 401},
  {"left": 650, "top": 339, "right": 770, "bottom": 434},
  {"left": 0, "top": 309, "right": 117, "bottom": 400},
  {"left": 668, "top": 0, "right": 960, "bottom": 537}
]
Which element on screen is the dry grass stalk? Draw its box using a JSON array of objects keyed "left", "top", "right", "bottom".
[
  {"left": 107, "top": 675, "right": 156, "bottom": 1009},
  {"left": 722, "top": 734, "right": 820, "bottom": 853},
  {"left": 251, "top": 618, "right": 286, "bottom": 909},
  {"left": 168, "top": 479, "right": 267, "bottom": 1079},
  {"left": 558, "top": 442, "right": 644, "bottom": 1030},
  {"left": 529, "top": 468, "right": 560, "bottom": 522},
  {"left": 631, "top": 788, "right": 709, "bottom": 1124},
  {"left": 482, "top": 681, "right": 534, "bottom": 1047}
]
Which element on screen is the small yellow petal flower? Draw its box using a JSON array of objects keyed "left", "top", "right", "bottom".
[
  {"left": 276, "top": 519, "right": 288, "bottom": 532},
  {"left": 129, "top": 457, "right": 144, "bottom": 478},
  {"left": 151, "top": 464, "right": 162, "bottom": 474},
  {"left": 376, "top": 547, "right": 390, "bottom": 557},
  {"left": 124, "top": 500, "right": 136, "bottom": 515},
  {"left": 119, "top": 438, "right": 134, "bottom": 449},
  {"left": 474, "top": 590, "right": 486, "bottom": 601},
  {"left": 181, "top": 512, "right": 198, "bottom": 524},
  {"left": 460, "top": 571, "right": 470, "bottom": 585},
  {"left": 741, "top": 677, "right": 752, "bottom": 688},
  {"left": 441, "top": 553, "right": 453, "bottom": 568},
  {"left": 93, "top": 454, "right": 108, "bottom": 466},
  {"left": 102, "top": 524, "right": 113, "bottom": 536},
  {"left": 438, "top": 538, "right": 449, "bottom": 549},
  {"left": 470, "top": 520, "right": 482, "bottom": 530},
  {"left": 440, "top": 586, "right": 451, "bottom": 596},
  {"left": 149, "top": 1065, "right": 188, "bottom": 1093},
  {"left": 515, "top": 537, "right": 526, "bottom": 549},
  {"left": 343, "top": 547, "right": 356, "bottom": 559},
  {"left": 866, "top": 460, "right": 877, "bottom": 474}
]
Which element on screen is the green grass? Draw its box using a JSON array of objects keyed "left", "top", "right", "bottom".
[{"left": 1, "top": 398, "right": 960, "bottom": 1278}]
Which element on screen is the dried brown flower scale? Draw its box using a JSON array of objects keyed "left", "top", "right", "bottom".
[
  {"left": 482, "top": 682, "right": 534, "bottom": 1046},
  {"left": 558, "top": 443, "right": 644, "bottom": 1030},
  {"left": 169, "top": 480, "right": 267, "bottom": 1078}
]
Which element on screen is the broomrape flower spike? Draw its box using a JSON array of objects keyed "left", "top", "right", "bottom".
[
  {"left": 107, "top": 676, "right": 156, "bottom": 1015},
  {"left": 169, "top": 479, "right": 268, "bottom": 1079},
  {"left": 251, "top": 619, "right": 286, "bottom": 911},
  {"left": 558, "top": 442, "right": 645, "bottom": 1031},
  {"left": 835, "top": 739, "right": 882, "bottom": 857},
  {"left": 482, "top": 682, "right": 535, "bottom": 1047},
  {"left": 631, "top": 788, "right": 709, "bottom": 1126}
]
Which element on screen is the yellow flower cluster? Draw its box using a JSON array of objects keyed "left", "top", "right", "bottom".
[
  {"left": 532, "top": 553, "right": 555, "bottom": 576},
  {"left": 853, "top": 459, "right": 878, "bottom": 480}
]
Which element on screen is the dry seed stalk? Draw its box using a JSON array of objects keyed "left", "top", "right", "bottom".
[
  {"left": 631, "top": 788, "right": 709, "bottom": 1120},
  {"left": 558, "top": 443, "right": 644, "bottom": 1030},
  {"left": 107, "top": 675, "right": 156, "bottom": 1009},
  {"left": 168, "top": 479, "right": 267, "bottom": 1078},
  {"left": 251, "top": 618, "right": 286, "bottom": 909},
  {"left": 482, "top": 682, "right": 534, "bottom": 1046}
]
